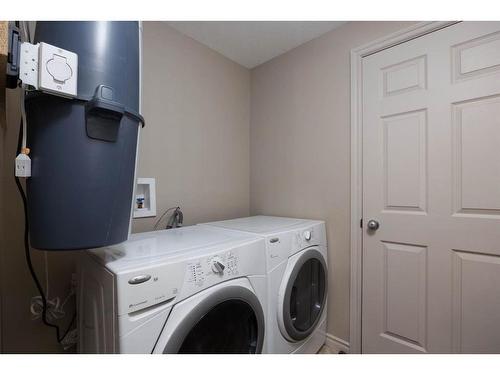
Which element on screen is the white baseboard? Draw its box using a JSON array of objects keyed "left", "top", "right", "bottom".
[{"left": 325, "top": 333, "right": 350, "bottom": 354}]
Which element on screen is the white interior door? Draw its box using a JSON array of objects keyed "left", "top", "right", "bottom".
[{"left": 362, "top": 21, "right": 500, "bottom": 353}]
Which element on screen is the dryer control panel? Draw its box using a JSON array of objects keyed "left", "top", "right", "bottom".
[
  {"left": 265, "top": 222, "right": 327, "bottom": 270},
  {"left": 294, "top": 227, "right": 317, "bottom": 249}
]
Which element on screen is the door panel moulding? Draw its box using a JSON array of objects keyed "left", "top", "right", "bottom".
[{"left": 349, "top": 21, "right": 459, "bottom": 354}]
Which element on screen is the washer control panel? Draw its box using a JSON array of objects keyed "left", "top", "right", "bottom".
[
  {"left": 187, "top": 261, "right": 205, "bottom": 287},
  {"left": 187, "top": 250, "right": 239, "bottom": 288},
  {"left": 115, "top": 238, "right": 265, "bottom": 316}
]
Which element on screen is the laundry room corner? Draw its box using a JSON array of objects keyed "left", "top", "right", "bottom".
[{"left": 131, "top": 22, "right": 252, "bottom": 234}]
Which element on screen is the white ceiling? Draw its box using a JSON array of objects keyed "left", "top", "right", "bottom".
[{"left": 166, "top": 21, "right": 346, "bottom": 69}]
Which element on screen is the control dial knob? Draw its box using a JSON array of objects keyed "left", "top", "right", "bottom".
[
  {"left": 303, "top": 230, "right": 312, "bottom": 241},
  {"left": 211, "top": 257, "right": 226, "bottom": 274}
]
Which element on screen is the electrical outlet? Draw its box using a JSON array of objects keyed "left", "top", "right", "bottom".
[
  {"left": 19, "top": 42, "right": 39, "bottom": 89},
  {"left": 15, "top": 153, "right": 31, "bottom": 177}
]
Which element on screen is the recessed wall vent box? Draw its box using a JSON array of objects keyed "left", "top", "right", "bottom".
[{"left": 134, "top": 178, "right": 156, "bottom": 218}]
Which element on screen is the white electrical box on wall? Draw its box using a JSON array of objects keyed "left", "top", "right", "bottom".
[
  {"left": 38, "top": 42, "right": 78, "bottom": 97},
  {"left": 19, "top": 42, "right": 39, "bottom": 88},
  {"left": 133, "top": 178, "right": 156, "bottom": 218}
]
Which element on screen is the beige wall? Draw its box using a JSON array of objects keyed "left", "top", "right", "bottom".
[
  {"left": 249, "top": 21, "right": 417, "bottom": 343},
  {"left": 132, "top": 22, "right": 251, "bottom": 233}
]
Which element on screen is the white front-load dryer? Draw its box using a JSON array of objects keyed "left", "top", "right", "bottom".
[
  {"left": 77, "top": 225, "right": 267, "bottom": 354},
  {"left": 200, "top": 216, "right": 328, "bottom": 354}
]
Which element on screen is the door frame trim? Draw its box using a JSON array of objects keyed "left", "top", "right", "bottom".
[{"left": 349, "top": 21, "right": 459, "bottom": 354}]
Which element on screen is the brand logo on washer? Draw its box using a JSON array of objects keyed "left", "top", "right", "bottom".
[{"left": 128, "top": 274, "right": 151, "bottom": 285}]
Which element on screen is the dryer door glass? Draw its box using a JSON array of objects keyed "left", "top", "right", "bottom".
[
  {"left": 283, "top": 249, "right": 327, "bottom": 341},
  {"left": 178, "top": 299, "right": 259, "bottom": 354}
]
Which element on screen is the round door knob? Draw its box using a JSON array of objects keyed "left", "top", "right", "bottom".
[{"left": 367, "top": 219, "right": 380, "bottom": 231}]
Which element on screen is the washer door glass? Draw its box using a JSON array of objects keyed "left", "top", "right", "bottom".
[
  {"left": 178, "top": 299, "right": 259, "bottom": 354},
  {"left": 283, "top": 249, "right": 327, "bottom": 341}
]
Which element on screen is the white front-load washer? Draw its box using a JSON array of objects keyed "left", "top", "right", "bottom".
[
  {"left": 200, "top": 216, "right": 328, "bottom": 354},
  {"left": 77, "top": 225, "right": 267, "bottom": 354}
]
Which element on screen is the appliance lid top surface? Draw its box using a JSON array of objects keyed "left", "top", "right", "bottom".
[
  {"left": 202, "top": 215, "right": 323, "bottom": 236},
  {"left": 86, "top": 225, "right": 262, "bottom": 271}
]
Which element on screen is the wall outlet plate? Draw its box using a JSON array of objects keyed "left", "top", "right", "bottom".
[
  {"left": 19, "top": 42, "right": 39, "bottom": 88},
  {"left": 38, "top": 42, "right": 78, "bottom": 98}
]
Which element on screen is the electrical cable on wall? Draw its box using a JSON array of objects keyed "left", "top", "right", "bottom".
[
  {"left": 15, "top": 22, "right": 32, "bottom": 178},
  {"left": 12, "top": 21, "right": 76, "bottom": 347},
  {"left": 30, "top": 252, "right": 75, "bottom": 322},
  {"left": 15, "top": 119, "right": 75, "bottom": 345},
  {"left": 20, "top": 22, "right": 29, "bottom": 153}
]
